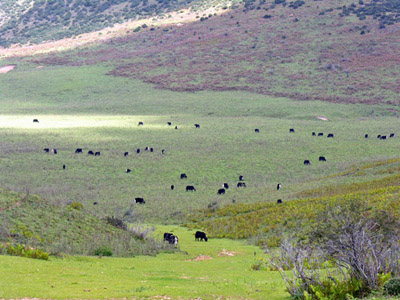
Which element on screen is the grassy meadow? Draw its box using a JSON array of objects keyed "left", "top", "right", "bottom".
[
  {"left": 1, "top": 64, "right": 399, "bottom": 223},
  {"left": 0, "top": 225, "right": 286, "bottom": 300},
  {"left": 0, "top": 63, "right": 400, "bottom": 299}
]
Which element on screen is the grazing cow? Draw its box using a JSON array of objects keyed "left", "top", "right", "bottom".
[
  {"left": 277, "top": 183, "right": 282, "bottom": 190},
  {"left": 237, "top": 182, "right": 246, "bottom": 188},
  {"left": 180, "top": 173, "right": 187, "bottom": 179},
  {"left": 124, "top": 152, "right": 129, "bottom": 157},
  {"left": 365, "top": 134, "right": 369, "bottom": 138},
  {"left": 88, "top": 150, "right": 94, "bottom": 155},
  {"left": 289, "top": 128, "right": 295, "bottom": 133},
  {"left": 186, "top": 185, "right": 196, "bottom": 192},
  {"left": 63, "top": 164, "right": 66, "bottom": 170},
  {"left": 51, "top": 148, "right": 57, "bottom": 154},
  {"left": 217, "top": 188, "right": 226, "bottom": 195},
  {"left": 195, "top": 231, "right": 208, "bottom": 242},
  {"left": 175, "top": 126, "right": 178, "bottom": 130},
  {"left": 137, "top": 149, "right": 141, "bottom": 154},
  {"left": 318, "top": 133, "right": 323, "bottom": 136},
  {"left": 380, "top": 135, "right": 387, "bottom": 140},
  {"left": 145, "top": 146, "right": 149, "bottom": 151},
  {"left": 171, "top": 185, "right": 174, "bottom": 190},
  {"left": 277, "top": 199, "right": 283, "bottom": 204},
  {"left": 195, "top": 124, "right": 200, "bottom": 128},
  {"left": 93, "top": 202, "right": 98, "bottom": 205},
  {"left": 167, "top": 122, "right": 172, "bottom": 126},
  {"left": 319, "top": 156, "right": 326, "bottom": 162},
  {"left": 138, "top": 122, "right": 143, "bottom": 126},
  {"left": 135, "top": 197, "right": 145, "bottom": 204},
  {"left": 239, "top": 175, "right": 244, "bottom": 181},
  {"left": 150, "top": 148, "right": 154, "bottom": 152},
  {"left": 255, "top": 129, "right": 260, "bottom": 133},
  {"left": 169, "top": 235, "right": 179, "bottom": 245},
  {"left": 43, "top": 148, "right": 50, "bottom": 153},
  {"left": 327, "top": 133, "right": 334, "bottom": 138},
  {"left": 95, "top": 152, "right": 101, "bottom": 156},
  {"left": 377, "top": 135, "right": 381, "bottom": 139},
  {"left": 126, "top": 168, "right": 131, "bottom": 173},
  {"left": 75, "top": 148, "right": 83, "bottom": 153},
  {"left": 33, "top": 119, "right": 39, "bottom": 123},
  {"left": 164, "top": 232, "right": 173, "bottom": 242},
  {"left": 161, "top": 149, "right": 166, "bottom": 154},
  {"left": 390, "top": 133, "right": 395, "bottom": 138},
  {"left": 223, "top": 183, "right": 229, "bottom": 189},
  {"left": 312, "top": 132, "right": 316, "bottom": 136},
  {"left": 304, "top": 160, "right": 311, "bottom": 165}
]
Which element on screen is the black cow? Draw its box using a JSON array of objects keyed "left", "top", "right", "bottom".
[
  {"left": 195, "top": 124, "right": 200, "bottom": 128},
  {"left": 217, "top": 188, "right": 226, "bottom": 195},
  {"left": 289, "top": 128, "right": 295, "bottom": 133},
  {"left": 150, "top": 148, "right": 154, "bottom": 152},
  {"left": 255, "top": 129, "right": 260, "bottom": 133},
  {"left": 327, "top": 133, "right": 334, "bottom": 138},
  {"left": 380, "top": 135, "right": 387, "bottom": 140},
  {"left": 51, "top": 148, "right": 57, "bottom": 154},
  {"left": 304, "top": 160, "right": 311, "bottom": 165},
  {"left": 75, "top": 148, "right": 83, "bottom": 153},
  {"left": 33, "top": 119, "right": 39, "bottom": 123},
  {"left": 135, "top": 197, "right": 145, "bottom": 204},
  {"left": 95, "top": 152, "right": 101, "bottom": 156},
  {"left": 167, "top": 122, "right": 172, "bottom": 126},
  {"left": 126, "top": 168, "right": 131, "bottom": 173},
  {"left": 169, "top": 235, "right": 179, "bottom": 245},
  {"left": 377, "top": 135, "right": 381, "bottom": 139},
  {"left": 124, "top": 152, "right": 129, "bottom": 157},
  {"left": 180, "top": 173, "right": 187, "bottom": 179},
  {"left": 186, "top": 185, "right": 196, "bottom": 192},
  {"left": 319, "top": 156, "right": 326, "bottom": 162},
  {"left": 93, "top": 202, "right": 98, "bottom": 205},
  {"left": 164, "top": 232, "right": 173, "bottom": 242},
  {"left": 161, "top": 149, "right": 166, "bottom": 155},
  {"left": 312, "top": 132, "right": 316, "bottom": 136},
  {"left": 175, "top": 126, "right": 178, "bottom": 130},
  {"left": 145, "top": 146, "right": 149, "bottom": 151},
  {"left": 277, "top": 183, "right": 282, "bottom": 190},
  {"left": 365, "top": 134, "right": 369, "bottom": 138},
  {"left": 239, "top": 175, "right": 244, "bottom": 181},
  {"left": 171, "top": 185, "right": 174, "bottom": 190},
  {"left": 390, "top": 133, "right": 395, "bottom": 138},
  {"left": 195, "top": 231, "right": 208, "bottom": 242},
  {"left": 318, "top": 133, "right": 324, "bottom": 136},
  {"left": 223, "top": 183, "right": 229, "bottom": 189},
  {"left": 88, "top": 150, "right": 94, "bottom": 155},
  {"left": 63, "top": 164, "right": 66, "bottom": 170},
  {"left": 277, "top": 199, "right": 283, "bottom": 204},
  {"left": 43, "top": 148, "right": 50, "bottom": 153},
  {"left": 137, "top": 149, "right": 141, "bottom": 154},
  {"left": 237, "top": 182, "right": 246, "bottom": 188},
  {"left": 138, "top": 122, "right": 144, "bottom": 126}
]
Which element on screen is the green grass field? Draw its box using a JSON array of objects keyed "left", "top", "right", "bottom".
[
  {"left": 0, "top": 225, "right": 287, "bottom": 300},
  {"left": 1, "top": 63, "right": 400, "bottom": 299}
]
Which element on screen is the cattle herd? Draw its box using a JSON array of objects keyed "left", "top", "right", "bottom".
[{"left": 33, "top": 118, "right": 396, "bottom": 245}]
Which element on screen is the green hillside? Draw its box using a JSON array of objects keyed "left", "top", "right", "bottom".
[
  {"left": 0, "top": 189, "right": 170, "bottom": 256},
  {"left": 0, "top": 0, "right": 231, "bottom": 47}
]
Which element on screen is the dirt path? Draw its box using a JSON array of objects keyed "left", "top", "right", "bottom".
[{"left": 0, "top": 200, "right": 21, "bottom": 212}]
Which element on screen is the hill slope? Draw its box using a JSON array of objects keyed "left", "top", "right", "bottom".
[{"left": 0, "top": 189, "right": 169, "bottom": 256}]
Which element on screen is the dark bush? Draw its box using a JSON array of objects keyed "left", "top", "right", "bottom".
[
  {"left": 105, "top": 216, "right": 127, "bottom": 230},
  {"left": 384, "top": 278, "right": 400, "bottom": 296},
  {"left": 94, "top": 246, "right": 113, "bottom": 256}
]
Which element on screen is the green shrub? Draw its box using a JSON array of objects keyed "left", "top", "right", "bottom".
[
  {"left": 69, "top": 201, "right": 83, "bottom": 210},
  {"left": 1, "top": 243, "right": 49, "bottom": 260},
  {"left": 384, "top": 278, "right": 400, "bottom": 296},
  {"left": 94, "top": 246, "right": 113, "bottom": 256},
  {"left": 308, "top": 277, "right": 368, "bottom": 300}
]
